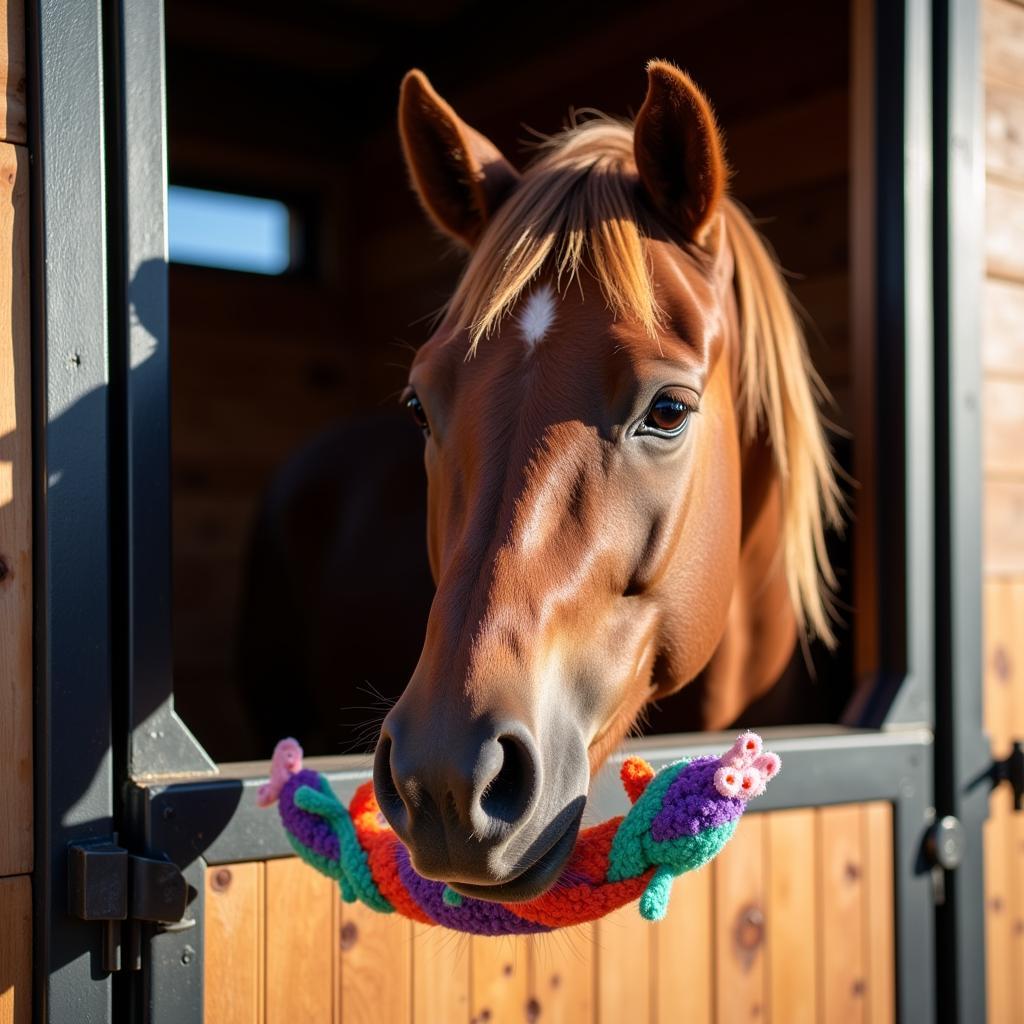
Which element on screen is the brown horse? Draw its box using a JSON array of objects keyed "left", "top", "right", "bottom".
[{"left": 370, "top": 62, "right": 841, "bottom": 902}]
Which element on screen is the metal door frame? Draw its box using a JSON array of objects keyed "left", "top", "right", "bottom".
[{"left": 28, "top": 0, "right": 987, "bottom": 1020}]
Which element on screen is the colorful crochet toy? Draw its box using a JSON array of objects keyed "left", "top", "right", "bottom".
[{"left": 258, "top": 732, "right": 779, "bottom": 934}]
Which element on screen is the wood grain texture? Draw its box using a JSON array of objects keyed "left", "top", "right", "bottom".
[
  {"left": 819, "top": 805, "right": 867, "bottom": 1024},
  {"left": 412, "top": 923, "right": 470, "bottom": 1024},
  {"left": 654, "top": 866, "right": 712, "bottom": 1024},
  {"left": 984, "top": 581, "right": 1018, "bottom": 1023},
  {"left": 986, "top": 179, "right": 1024, "bottom": 282},
  {"left": 595, "top": 903, "right": 651, "bottom": 1024},
  {"left": 986, "top": 80, "right": 1024, "bottom": 185},
  {"left": 863, "top": 804, "right": 895, "bottom": 1024},
  {"left": 339, "top": 900, "right": 412, "bottom": 1024},
  {"left": 983, "top": 377, "right": 1024, "bottom": 477},
  {"left": 0, "top": 875, "right": 30, "bottom": 1024},
  {"left": 470, "top": 935, "right": 529, "bottom": 1024},
  {"left": 984, "top": 479, "right": 1024, "bottom": 575},
  {"left": 204, "top": 863, "right": 264, "bottom": 1024},
  {"left": 851, "top": 0, "right": 879, "bottom": 682},
  {"left": 528, "top": 928, "right": 595, "bottom": 1024},
  {"left": 766, "top": 809, "right": 817, "bottom": 1024},
  {"left": 984, "top": 0, "right": 1024, "bottom": 89},
  {"left": 265, "top": 857, "right": 336, "bottom": 1024},
  {"left": 983, "top": 279, "right": 1024, "bottom": 377},
  {"left": 0, "top": 2, "right": 24, "bottom": 145},
  {"left": 0, "top": 143, "right": 30, "bottom": 878},
  {"left": 714, "top": 815, "right": 767, "bottom": 1024}
]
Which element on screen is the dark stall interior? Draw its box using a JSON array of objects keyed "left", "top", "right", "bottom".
[{"left": 166, "top": 0, "right": 857, "bottom": 763}]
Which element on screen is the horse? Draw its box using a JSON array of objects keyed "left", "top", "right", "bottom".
[{"left": 363, "top": 61, "right": 842, "bottom": 902}]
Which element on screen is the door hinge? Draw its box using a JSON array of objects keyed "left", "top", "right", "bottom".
[
  {"left": 992, "top": 741, "right": 1024, "bottom": 810},
  {"left": 68, "top": 837, "right": 193, "bottom": 973}
]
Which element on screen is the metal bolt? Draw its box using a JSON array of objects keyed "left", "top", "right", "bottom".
[
  {"left": 181, "top": 944, "right": 195, "bottom": 966},
  {"left": 210, "top": 868, "right": 232, "bottom": 892},
  {"left": 162, "top": 804, "right": 175, "bottom": 821}
]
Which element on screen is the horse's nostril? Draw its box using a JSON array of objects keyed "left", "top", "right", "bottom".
[
  {"left": 373, "top": 734, "right": 408, "bottom": 830},
  {"left": 479, "top": 734, "right": 536, "bottom": 826}
]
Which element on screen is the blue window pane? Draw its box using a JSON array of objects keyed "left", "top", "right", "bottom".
[{"left": 168, "top": 185, "right": 292, "bottom": 274}]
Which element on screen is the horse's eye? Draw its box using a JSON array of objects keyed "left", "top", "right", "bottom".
[
  {"left": 640, "top": 392, "right": 692, "bottom": 437},
  {"left": 405, "top": 392, "right": 430, "bottom": 437}
]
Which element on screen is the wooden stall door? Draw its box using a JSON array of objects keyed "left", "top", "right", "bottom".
[
  {"left": 0, "top": 0, "right": 30, "bottom": 1022},
  {"left": 204, "top": 802, "right": 894, "bottom": 1024},
  {"left": 983, "top": 3, "right": 1024, "bottom": 1021}
]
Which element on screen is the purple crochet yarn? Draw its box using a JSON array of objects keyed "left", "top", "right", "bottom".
[
  {"left": 279, "top": 770, "right": 340, "bottom": 862},
  {"left": 394, "top": 845, "right": 551, "bottom": 935},
  {"left": 649, "top": 756, "right": 745, "bottom": 843}
]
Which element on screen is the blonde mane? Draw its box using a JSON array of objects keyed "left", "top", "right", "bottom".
[{"left": 442, "top": 117, "right": 843, "bottom": 645}]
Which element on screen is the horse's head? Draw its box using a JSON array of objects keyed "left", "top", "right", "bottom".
[{"left": 374, "top": 63, "right": 839, "bottom": 901}]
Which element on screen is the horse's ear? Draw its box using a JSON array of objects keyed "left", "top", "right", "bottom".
[
  {"left": 634, "top": 61, "right": 728, "bottom": 245},
  {"left": 399, "top": 69, "right": 520, "bottom": 248}
]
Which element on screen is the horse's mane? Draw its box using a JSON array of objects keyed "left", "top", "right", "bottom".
[{"left": 442, "top": 117, "right": 843, "bottom": 646}]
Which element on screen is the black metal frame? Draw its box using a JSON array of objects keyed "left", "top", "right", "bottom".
[
  {"left": 30, "top": 1, "right": 117, "bottom": 1021},
  {"left": 28, "top": 0, "right": 987, "bottom": 1020}
]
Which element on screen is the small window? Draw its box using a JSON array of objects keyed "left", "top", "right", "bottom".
[{"left": 168, "top": 185, "right": 293, "bottom": 275}]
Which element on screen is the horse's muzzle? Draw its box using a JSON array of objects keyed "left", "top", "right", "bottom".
[{"left": 373, "top": 708, "right": 588, "bottom": 900}]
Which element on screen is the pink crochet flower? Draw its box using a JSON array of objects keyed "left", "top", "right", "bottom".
[
  {"left": 713, "top": 734, "right": 781, "bottom": 801},
  {"left": 257, "top": 737, "right": 304, "bottom": 807}
]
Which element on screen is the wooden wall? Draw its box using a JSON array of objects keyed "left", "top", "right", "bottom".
[
  {"left": 204, "top": 802, "right": 894, "bottom": 1024},
  {"left": 982, "top": 2, "right": 1024, "bottom": 1020},
  {"left": 0, "top": 0, "right": 30, "bottom": 1021}
]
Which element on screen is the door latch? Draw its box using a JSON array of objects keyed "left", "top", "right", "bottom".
[
  {"left": 992, "top": 741, "right": 1024, "bottom": 810},
  {"left": 68, "top": 837, "right": 192, "bottom": 973}
]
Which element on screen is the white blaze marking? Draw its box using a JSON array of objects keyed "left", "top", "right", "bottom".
[{"left": 519, "top": 284, "right": 557, "bottom": 350}]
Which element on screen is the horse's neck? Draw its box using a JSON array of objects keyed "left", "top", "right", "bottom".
[{"left": 696, "top": 432, "right": 797, "bottom": 728}]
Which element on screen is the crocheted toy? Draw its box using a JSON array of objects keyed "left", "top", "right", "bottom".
[{"left": 258, "top": 732, "right": 779, "bottom": 934}]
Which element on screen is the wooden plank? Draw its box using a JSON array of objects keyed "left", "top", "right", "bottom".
[
  {"left": 412, "top": 922, "right": 470, "bottom": 1023},
  {"left": 984, "top": 377, "right": 1024, "bottom": 477},
  {"left": 0, "top": 875, "right": 30, "bottom": 1024},
  {"left": 851, "top": 0, "right": 879, "bottom": 682},
  {"left": 654, "top": 865, "right": 713, "bottom": 1024},
  {"left": 528, "top": 927, "right": 596, "bottom": 1024},
  {"left": 984, "top": 479, "right": 1024, "bottom": 575},
  {"left": 469, "top": 935, "right": 529, "bottom": 1024},
  {"left": 595, "top": 903, "right": 651, "bottom": 1024},
  {"left": 1004, "top": 581, "right": 1024, "bottom": 1016},
  {"left": 204, "top": 862, "right": 264, "bottom": 1024},
  {"left": 0, "top": 2, "right": 25, "bottom": 145},
  {"left": 727, "top": 90, "right": 848, "bottom": 201},
  {"left": 265, "top": 857, "right": 336, "bottom": 1024},
  {"left": 985, "top": 787, "right": 1015, "bottom": 1024},
  {"left": 713, "top": 815, "right": 767, "bottom": 1024},
  {"left": 339, "top": 901, "right": 412, "bottom": 1024},
  {"left": 766, "top": 809, "right": 817, "bottom": 1024},
  {"left": 983, "top": 278, "right": 1024, "bottom": 377},
  {"left": 862, "top": 804, "right": 895, "bottom": 1024},
  {"left": 984, "top": 0, "right": 1024, "bottom": 89},
  {"left": 986, "top": 179, "right": 1024, "bottom": 283},
  {"left": 984, "top": 580, "right": 1017, "bottom": 1023},
  {"left": 986, "top": 80, "right": 1024, "bottom": 185},
  {"left": 818, "top": 805, "right": 867, "bottom": 1024},
  {"left": 0, "top": 143, "right": 29, "bottom": 878}
]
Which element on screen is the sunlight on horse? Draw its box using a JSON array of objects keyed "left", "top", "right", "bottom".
[{"left": 373, "top": 61, "right": 841, "bottom": 902}]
